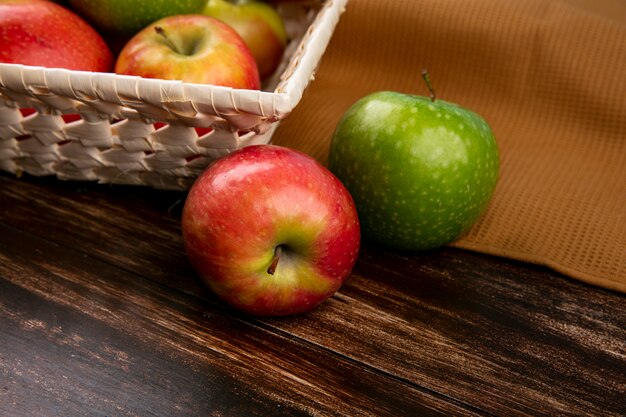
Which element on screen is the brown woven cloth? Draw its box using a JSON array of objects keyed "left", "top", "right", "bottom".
[{"left": 272, "top": 0, "right": 626, "bottom": 292}]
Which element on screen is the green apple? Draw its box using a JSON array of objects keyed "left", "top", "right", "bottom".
[
  {"left": 329, "top": 72, "right": 499, "bottom": 251},
  {"left": 68, "top": 0, "right": 206, "bottom": 35},
  {"left": 203, "top": 0, "right": 287, "bottom": 80}
]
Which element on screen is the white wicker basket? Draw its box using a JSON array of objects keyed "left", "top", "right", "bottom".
[{"left": 0, "top": 0, "right": 347, "bottom": 190}]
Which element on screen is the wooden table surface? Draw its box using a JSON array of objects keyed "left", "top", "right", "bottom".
[{"left": 0, "top": 172, "right": 624, "bottom": 417}]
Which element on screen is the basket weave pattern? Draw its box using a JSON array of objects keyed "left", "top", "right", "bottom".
[{"left": 0, "top": 0, "right": 347, "bottom": 190}]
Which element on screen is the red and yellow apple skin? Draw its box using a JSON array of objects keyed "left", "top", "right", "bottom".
[
  {"left": 182, "top": 145, "right": 361, "bottom": 316},
  {"left": 0, "top": 0, "right": 113, "bottom": 72},
  {"left": 114, "top": 14, "right": 260, "bottom": 89},
  {"left": 203, "top": 0, "right": 287, "bottom": 80}
]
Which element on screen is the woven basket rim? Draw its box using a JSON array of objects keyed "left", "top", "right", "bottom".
[
  {"left": 0, "top": 0, "right": 347, "bottom": 128},
  {"left": 0, "top": 0, "right": 348, "bottom": 190}
]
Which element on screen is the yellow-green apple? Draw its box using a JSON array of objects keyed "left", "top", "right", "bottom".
[
  {"left": 0, "top": 0, "right": 113, "bottom": 71},
  {"left": 203, "top": 0, "right": 287, "bottom": 80},
  {"left": 114, "top": 14, "right": 260, "bottom": 89},
  {"left": 329, "top": 71, "right": 500, "bottom": 251},
  {"left": 182, "top": 145, "right": 361, "bottom": 316},
  {"left": 67, "top": 0, "right": 206, "bottom": 36}
]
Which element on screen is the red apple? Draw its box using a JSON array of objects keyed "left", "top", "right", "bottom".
[
  {"left": 114, "top": 14, "right": 260, "bottom": 89},
  {"left": 0, "top": 0, "right": 113, "bottom": 71},
  {"left": 203, "top": 0, "right": 287, "bottom": 80},
  {"left": 182, "top": 145, "right": 361, "bottom": 316}
]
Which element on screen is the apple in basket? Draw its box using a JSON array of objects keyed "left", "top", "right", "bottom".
[
  {"left": 115, "top": 14, "right": 260, "bottom": 89},
  {"left": 0, "top": 0, "right": 113, "bottom": 71},
  {"left": 203, "top": 0, "right": 288, "bottom": 80},
  {"left": 68, "top": 0, "right": 207, "bottom": 36},
  {"left": 329, "top": 70, "right": 500, "bottom": 251},
  {"left": 182, "top": 145, "right": 361, "bottom": 316}
]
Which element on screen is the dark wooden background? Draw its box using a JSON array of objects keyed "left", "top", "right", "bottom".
[{"left": 0, "top": 172, "right": 624, "bottom": 416}]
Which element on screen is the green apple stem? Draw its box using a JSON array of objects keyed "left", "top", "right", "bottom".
[
  {"left": 267, "top": 245, "right": 283, "bottom": 275},
  {"left": 421, "top": 69, "right": 436, "bottom": 102},
  {"left": 154, "top": 26, "right": 182, "bottom": 55}
]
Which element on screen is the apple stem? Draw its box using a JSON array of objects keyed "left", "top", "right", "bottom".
[
  {"left": 267, "top": 245, "right": 283, "bottom": 275},
  {"left": 421, "top": 69, "right": 436, "bottom": 102},
  {"left": 154, "top": 26, "right": 181, "bottom": 55}
]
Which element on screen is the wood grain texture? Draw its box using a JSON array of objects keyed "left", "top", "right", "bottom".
[
  {"left": 0, "top": 222, "right": 477, "bottom": 417},
  {"left": 1, "top": 173, "right": 625, "bottom": 416},
  {"left": 0, "top": 174, "right": 476, "bottom": 416}
]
